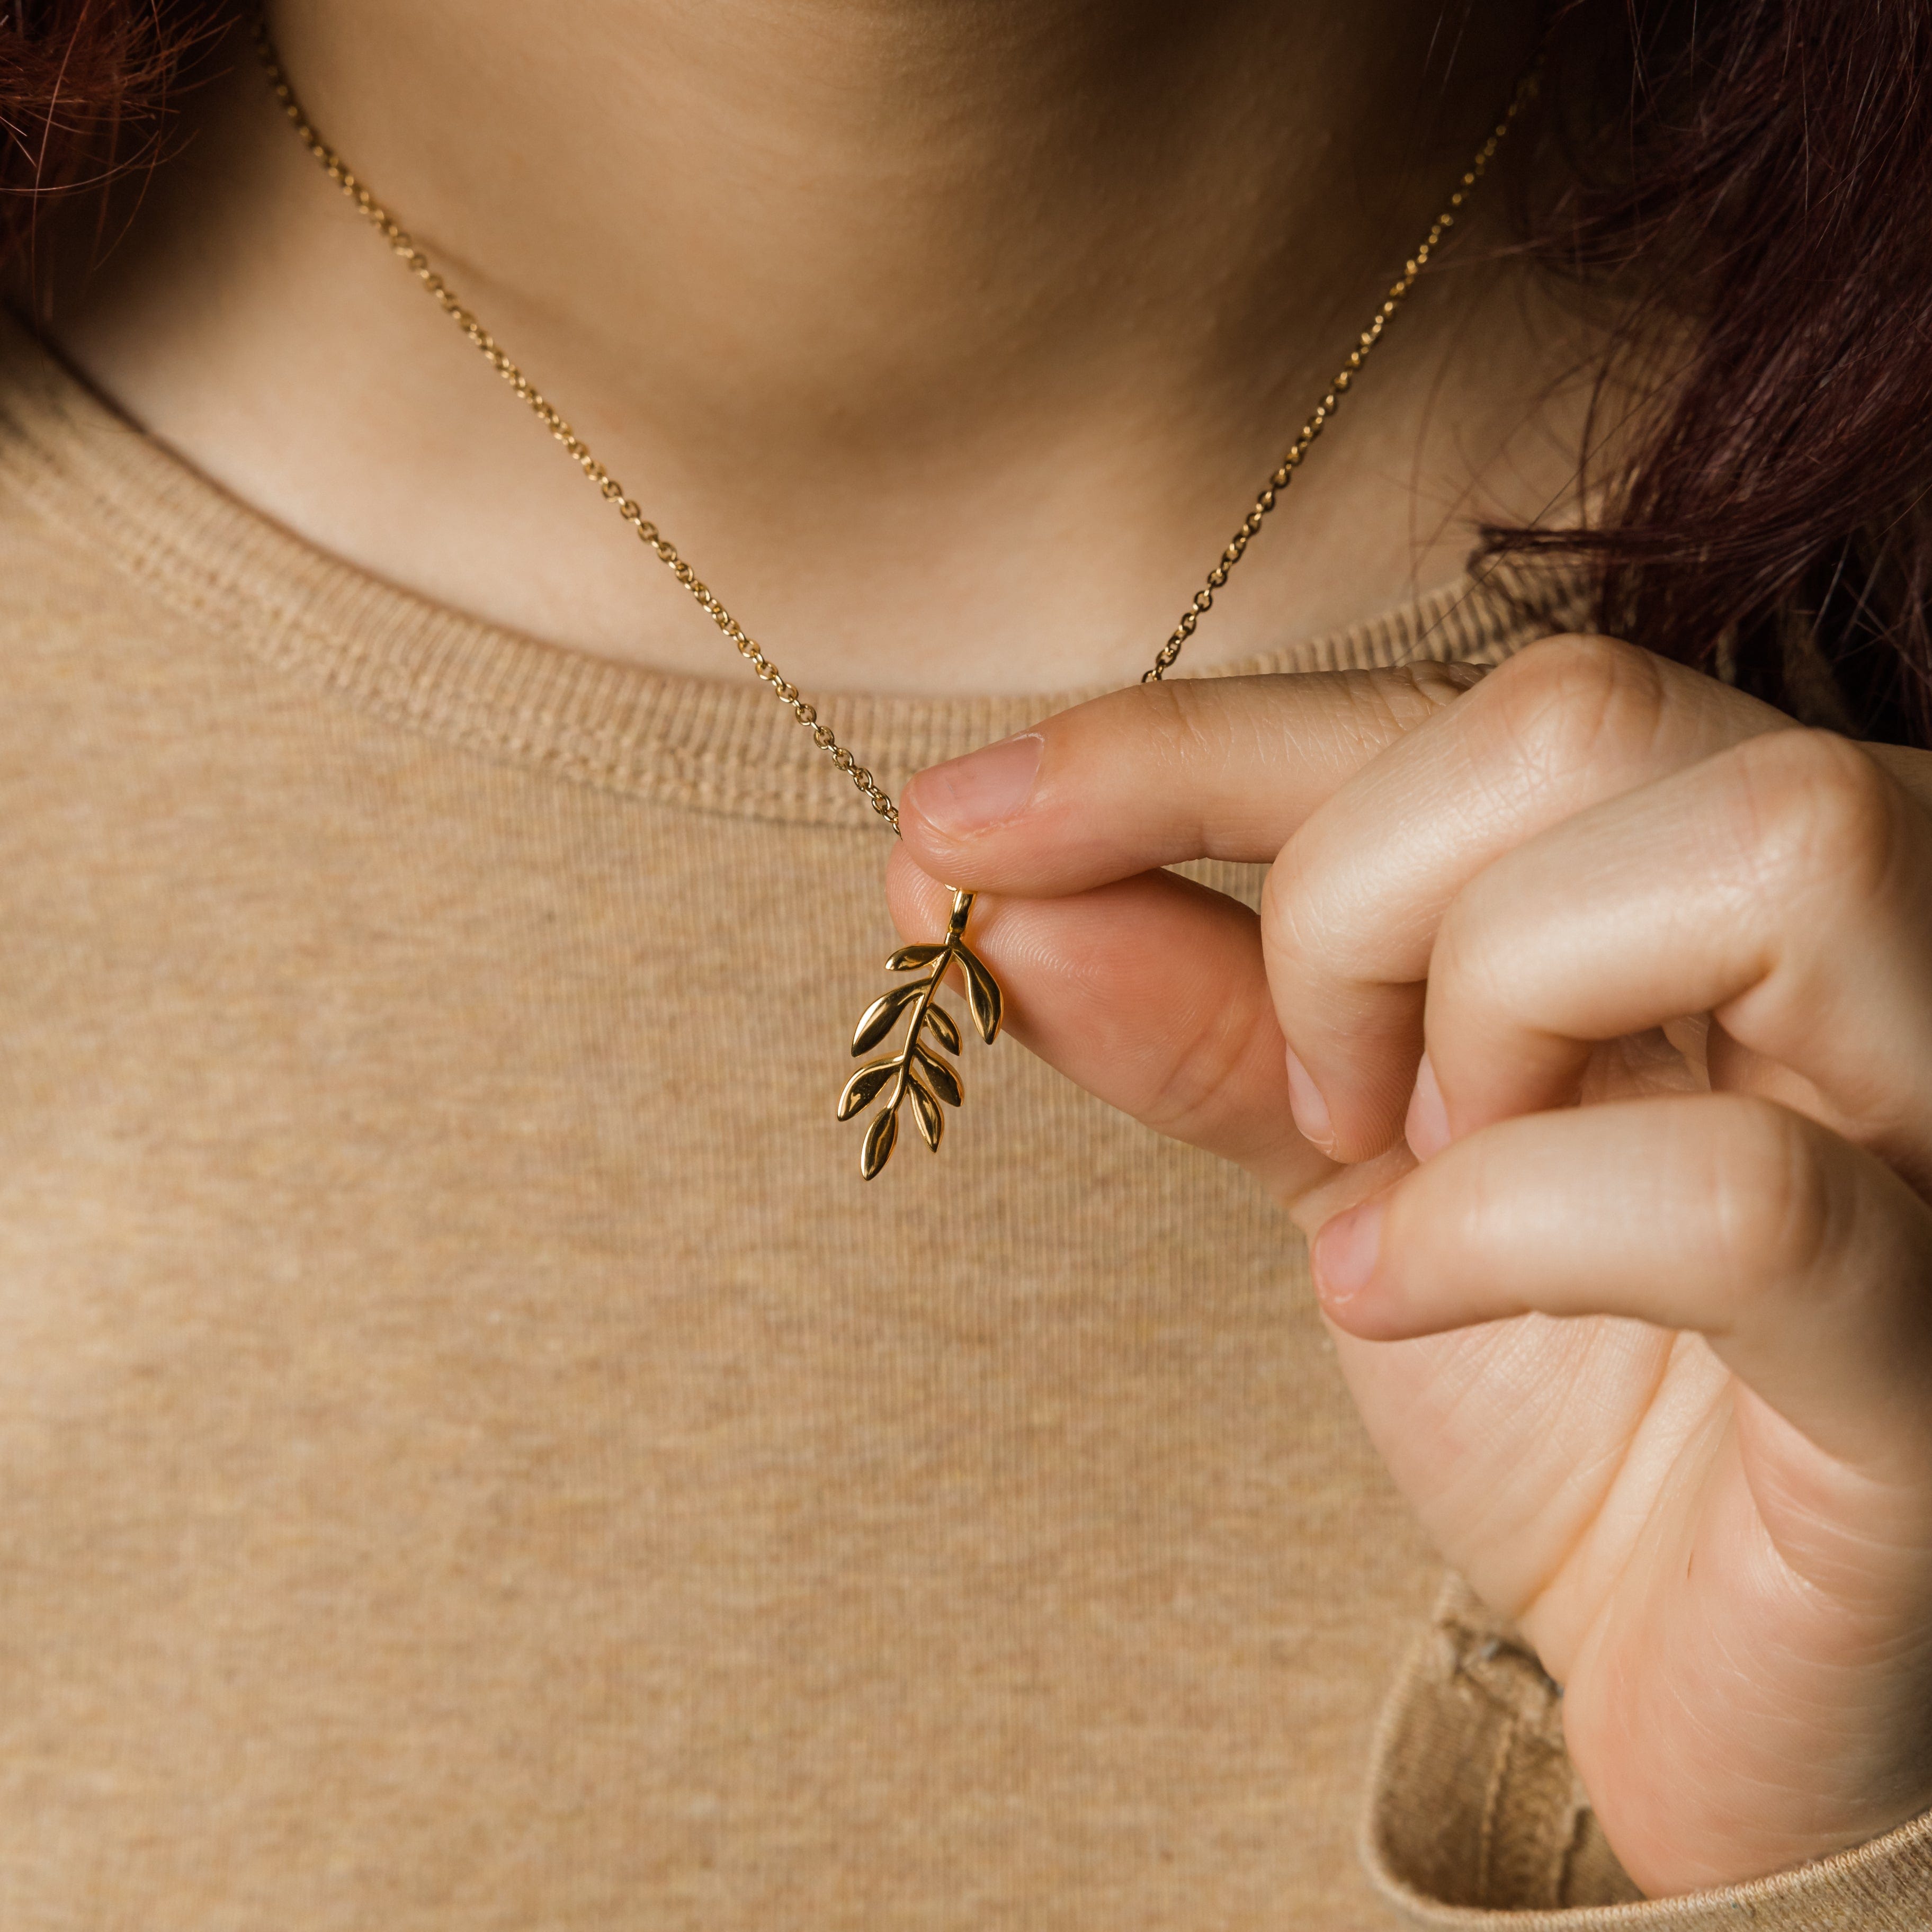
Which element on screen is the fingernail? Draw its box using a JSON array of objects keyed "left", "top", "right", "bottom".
[
  {"left": 904, "top": 732, "right": 1044, "bottom": 836},
  {"left": 1406, "top": 1054, "right": 1450, "bottom": 1161},
  {"left": 1312, "top": 1199, "right": 1384, "bottom": 1305},
  {"left": 1285, "top": 1047, "right": 1334, "bottom": 1151}
]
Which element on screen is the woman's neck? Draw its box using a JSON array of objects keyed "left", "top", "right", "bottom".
[{"left": 43, "top": 0, "right": 1584, "bottom": 696}]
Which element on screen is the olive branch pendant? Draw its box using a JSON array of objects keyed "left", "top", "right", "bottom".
[{"left": 837, "top": 888, "right": 1003, "bottom": 1178}]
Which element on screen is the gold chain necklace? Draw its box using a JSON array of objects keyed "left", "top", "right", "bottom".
[{"left": 256, "top": 24, "right": 1533, "bottom": 1177}]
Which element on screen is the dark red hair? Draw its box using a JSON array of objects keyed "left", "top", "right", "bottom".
[
  {"left": 1510, "top": 0, "right": 1932, "bottom": 745},
  {"left": 0, "top": 1, "right": 229, "bottom": 269},
  {"left": 6, "top": 0, "right": 1932, "bottom": 747}
]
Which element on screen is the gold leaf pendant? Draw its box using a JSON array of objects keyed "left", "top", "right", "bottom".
[{"left": 837, "top": 888, "right": 1003, "bottom": 1178}]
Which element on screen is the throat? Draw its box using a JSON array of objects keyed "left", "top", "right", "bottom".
[{"left": 41, "top": 0, "right": 1589, "bottom": 697}]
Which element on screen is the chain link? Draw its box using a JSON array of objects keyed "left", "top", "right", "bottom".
[
  {"left": 1145, "top": 67, "right": 1540, "bottom": 683},
  {"left": 258, "top": 23, "right": 1533, "bottom": 826}
]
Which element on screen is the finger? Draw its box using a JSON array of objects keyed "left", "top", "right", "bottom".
[
  {"left": 884, "top": 848, "right": 1341, "bottom": 1202},
  {"left": 896, "top": 659, "right": 1488, "bottom": 893},
  {"left": 1311, "top": 1093, "right": 1932, "bottom": 1473},
  {"left": 1416, "top": 729, "right": 1932, "bottom": 1189},
  {"left": 1262, "top": 636, "right": 1793, "bottom": 1161}
]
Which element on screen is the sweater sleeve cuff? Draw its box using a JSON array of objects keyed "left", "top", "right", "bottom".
[{"left": 1362, "top": 1575, "right": 1932, "bottom": 1928}]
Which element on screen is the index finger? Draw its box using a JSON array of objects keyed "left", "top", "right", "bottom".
[{"left": 897, "top": 659, "right": 1487, "bottom": 893}]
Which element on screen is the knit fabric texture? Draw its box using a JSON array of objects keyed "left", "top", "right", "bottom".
[{"left": 2, "top": 316, "right": 1925, "bottom": 1927}]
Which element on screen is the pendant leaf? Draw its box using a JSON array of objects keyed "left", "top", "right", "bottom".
[
  {"left": 957, "top": 944, "right": 1004, "bottom": 1044},
  {"left": 861, "top": 1106, "right": 899, "bottom": 1178},
  {"left": 837, "top": 1058, "right": 899, "bottom": 1121},
  {"left": 914, "top": 1043, "right": 963, "bottom": 1107},
  {"left": 852, "top": 980, "right": 924, "bottom": 1056},
  {"left": 888, "top": 942, "right": 947, "bottom": 972},
  {"left": 841, "top": 895, "right": 999, "bottom": 1177},
  {"left": 908, "top": 1077, "right": 943, "bottom": 1151}
]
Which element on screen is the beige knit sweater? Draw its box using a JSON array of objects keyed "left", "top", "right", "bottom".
[{"left": 2, "top": 316, "right": 1928, "bottom": 1927}]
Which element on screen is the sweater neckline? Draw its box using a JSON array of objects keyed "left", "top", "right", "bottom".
[{"left": 0, "top": 312, "right": 1585, "bottom": 828}]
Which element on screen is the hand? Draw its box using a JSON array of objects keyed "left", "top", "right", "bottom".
[{"left": 892, "top": 636, "right": 1932, "bottom": 1898}]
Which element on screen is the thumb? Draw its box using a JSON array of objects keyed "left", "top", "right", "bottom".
[
  {"left": 883, "top": 844, "right": 1408, "bottom": 1214},
  {"left": 896, "top": 659, "right": 1486, "bottom": 896}
]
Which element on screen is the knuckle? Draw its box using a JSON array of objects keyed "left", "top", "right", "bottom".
[
  {"left": 1428, "top": 888, "right": 1515, "bottom": 1017},
  {"left": 1137, "top": 992, "right": 1279, "bottom": 1144},
  {"left": 1116, "top": 674, "right": 1228, "bottom": 769},
  {"left": 1724, "top": 730, "right": 1904, "bottom": 907},
  {"left": 1257, "top": 851, "right": 1299, "bottom": 951},
  {"left": 1258, "top": 846, "right": 1329, "bottom": 982},
  {"left": 1702, "top": 1099, "right": 1844, "bottom": 1296},
  {"left": 1335, "top": 658, "right": 1486, "bottom": 745},
  {"left": 1468, "top": 633, "right": 1671, "bottom": 786}
]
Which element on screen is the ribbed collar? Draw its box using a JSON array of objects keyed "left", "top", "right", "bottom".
[{"left": 0, "top": 314, "right": 1586, "bottom": 828}]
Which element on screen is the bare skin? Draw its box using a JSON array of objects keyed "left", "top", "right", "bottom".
[
  {"left": 41, "top": 0, "right": 1585, "bottom": 697},
  {"left": 893, "top": 646, "right": 1932, "bottom": 1894}
]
